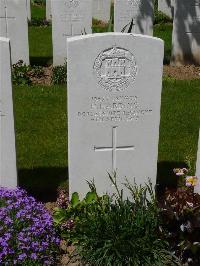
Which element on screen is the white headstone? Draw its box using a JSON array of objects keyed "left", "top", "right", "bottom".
[
  {"left": 0, "top": 37, "right": 17, "bottom": 188},
  {"left": 46, "top": 0, "right": 52, "bottom": 21},
  {"left": 26, "top": 0, "right": 31, "bottom": 20},
  {"left": 52, "top": 0, "right": 92, "bottom": 66},
  {"left": 158, "top": 0, "right": 174, "bottom": 19},
  {"left": 195, "top": 130, "right": 200, "bottom": 193},
  {"left": 114, "top": 0, "right": 154, "bottom": 35},
  {"left": 0, "top": 0, "right": 29, "bottom": 65},
  {"left": 92, "top": 0, "right": 111, "bottom": 22},
  {"left": 67, "top": 33, "right": 164, "bottom": 198},
  {"left": 171, "top": 0, "right": 200, "bottom": 65}
]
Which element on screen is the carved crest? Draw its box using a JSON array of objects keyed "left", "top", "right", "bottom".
[
  {"left": 93, "top": 46, "right": 137, "bottom": 92},
  {"left": 65, "top": 0, "right": 80, "bottom": 8}
]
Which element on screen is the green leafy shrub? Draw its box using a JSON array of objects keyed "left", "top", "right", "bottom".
[
  {"left": 54, "top": 175, "right": 178, "bottom": 265},
  {"left": 12, "top": 60, "right": 32, "bottom": 85},
  {"left": 160, "top": 168, "right": 200, "bottom": 265},
  {"left": 12, "top": 61, "right": 45, "bottom": 85},
  {"left": 28, "top": 18, "right": 50, "bottom": 26},
  {"left": 52, "top": 63, "right": 67, "bottom": 84},
  {"left": 29, "top": 65, "right": 44, "bottom": 79}
]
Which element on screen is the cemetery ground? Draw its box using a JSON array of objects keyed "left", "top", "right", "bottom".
[
  {"left": 16, "top": 3, "right": 200, "bottom": 201},
  {"left": 2, "top": 2, "right": 200, "bottom": 265}
]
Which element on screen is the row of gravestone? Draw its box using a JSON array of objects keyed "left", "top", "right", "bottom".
[
  {"left": 1, "top": 0, "right": 200, "bottom": 66},
  {"left": 0, "top": 34, "right": 200, "bottom": 197},
  {"left": 46, "top": 0, "right": 111, "bottom": 23}
]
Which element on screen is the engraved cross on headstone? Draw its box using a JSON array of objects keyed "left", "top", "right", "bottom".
[
  {"left": 0, "top": 0, "right": 16, "bottom": 37},
  {"left": 62, "top": 13, "right": 82, "bottom": 37},
  {"left": 94, "top": 126, "right": 135, "bottom": 172}
]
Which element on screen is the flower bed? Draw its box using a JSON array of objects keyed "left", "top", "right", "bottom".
[{"left": 0, "top": 187, "right": 60, "bottom": 265}]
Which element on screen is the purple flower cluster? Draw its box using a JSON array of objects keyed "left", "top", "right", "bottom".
[{"left": 0, "top": 187, "right": 60, "bottom": 265}]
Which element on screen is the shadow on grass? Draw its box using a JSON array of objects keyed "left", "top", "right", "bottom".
[
  {"left": 18, "top": 167, "right": 68, "bottom": 202},
  {"left": 157, "top": 161, "right": 188, "bottom": 195},
  {"left": 18, "top": 161, "right": 188, "bottom": 202},
  {"left": 30, "top": 56, "right": 53, "bottom": 66}
]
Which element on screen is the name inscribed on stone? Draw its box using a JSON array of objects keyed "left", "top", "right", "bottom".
[{"left": 77, "top": 95, "right": 153, "bottom": 122}]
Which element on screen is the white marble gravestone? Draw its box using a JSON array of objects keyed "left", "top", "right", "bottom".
[
  {"left": 52, "top": 0, "right": 92, "bottom": 66},
  {"left": 67, "top": 33, "right": 164, "bottom": 198},
  {"left": 46, "top": 0, "right": 52, "bottom": 21},
  {"left": 171, "top": 0, "right": 200, "bottom": 65},
  {"left": 92, "top": 0, "right": 111, "bottom": 22},
  {"left": 158, "top": 0, "right": 174, "bottom": 19},
  {"left": 0, "top": 37, "right": 17, "bottom": 188},
  {"left": 0, "top": 0, "right": 29, "bottom": 65},
  {"left": 26, "top": 0, "right": 31, "bottom": 20},
  {"left": 114, "top": 0, "right": 154, "bottom": 35},
  {"left": 195, "top": 130, "right": 200, "bottom": 193}
]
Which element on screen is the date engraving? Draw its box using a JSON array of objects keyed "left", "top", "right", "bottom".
[{"left": 77, "top": 95, "right": 152, "bottom": 122}]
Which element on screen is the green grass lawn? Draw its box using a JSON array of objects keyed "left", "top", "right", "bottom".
[
  {"left": 31, "top": 3, "right": 46, "bottom": 20},
  {"left": 154, "top": 24, "right": 173, "bottom": 64},
  {"left": 29, "top": 26, "right": 53, "bottom": 66}
]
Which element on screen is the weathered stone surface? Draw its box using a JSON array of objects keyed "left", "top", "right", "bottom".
[
  {"left": 92, "top": 0, "right": 111, "bottom": 22},
  {"left": 171, "top": 0, "right": 200, "bottom": 65},
  {"left": 52, "top": 0, "right": 92, "bottom": 66},
  {"left": 26, "top": 0, "right": 31, "bottom": 20},
  {"left": 0, "top": 0, "right": 29, "bottom": 64},
  {"left": 158, "top": 0, "right": 174, "bottom": 19},
  {"left": 67, "top": 33, "right": 164, "bottom": 199},
  {"left": 195, "top": 130, "right": 200, "bottom": 193},
  {"left": 46, "top": 0, "right": 52, "bottom": 21},
  {"left": 0, "top": 37, "right": 17, "bottom": 188},
  {"left": 114, "top": 0, "right": 154, "bottom": 35}
]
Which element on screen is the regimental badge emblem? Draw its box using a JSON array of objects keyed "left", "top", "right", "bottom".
[
  {"left": 93, "top": 46, "right": 137, "bottom": 92},
  {"left": 65, "top": 0, "right": 80, "bottom": 8}
]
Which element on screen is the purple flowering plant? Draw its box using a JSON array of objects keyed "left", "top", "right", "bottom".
[{"left": 0, "top": 187, "right": 60, "bottom": 265}]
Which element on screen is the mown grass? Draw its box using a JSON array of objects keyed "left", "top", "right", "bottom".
[
  {"left": 13, "top": 81, "right": 200, "bottom": 199},
  {"left": 29, "top": 26, "right": 53, "bottom": 66},
  {"left": 154, "top": 24, "right": 173, "bottom": 64},
  {"left": 31, "top": 3, "right": 46, "bottom": 20},
  {"left": 14, "top": 85, "right": 67, "bottom": 199}
]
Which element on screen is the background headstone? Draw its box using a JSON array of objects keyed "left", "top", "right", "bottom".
[
  {"left": 52, "top": 0, "right": 92, "bottom": 66},
  {"left": 0, "top": 37, "right": 17, "bottom": 188},
  {"left": 171, "top": 0, "right": 200, "bottom": 65},
  {"left": 92, "top": 0, "right": 111, "bottom": 23},
  {"left": 26, "top": 0, "right": 31, "bottom": 20},
  {"left": 0, "top": 0, "right": 29, "bottom": 65},
  {"left": 46, "top": 0, "right": 52, "bottom": 21},
  {"left": 158, "top": 0, "right": 174, "bottom": 19},
  {"left": 67, "top": 33, "right": 164, "bottom": 198},
  {"left": 195, "top": 130, "right": 200, "bottom": 193},
  {"left": 114, "top": 0, "right": 154, "bottom": 35}
]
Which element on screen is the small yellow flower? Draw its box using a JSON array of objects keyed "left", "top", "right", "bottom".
[{"left": 185, "top": 176, "right": 198, "bottom": 187}]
